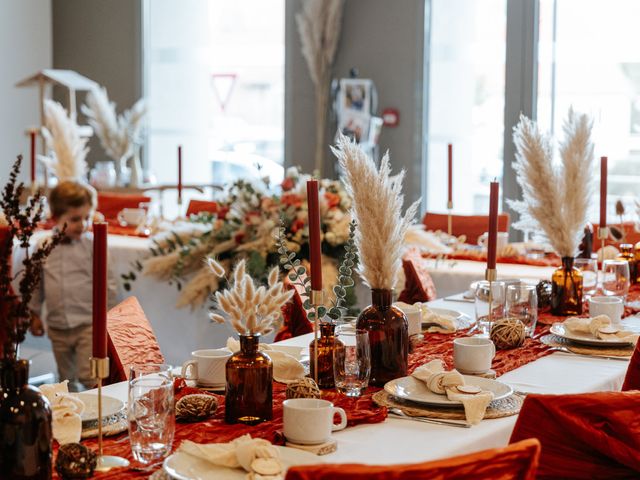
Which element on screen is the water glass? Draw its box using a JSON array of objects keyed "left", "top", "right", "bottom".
[
  {"left": 602, "top": 260, "right": 630, "bottom": 298},
  {"left": 474, "top": 280, "right": 505, "bottom": 334},
  {"left": 333, "top": 327, "right": 370, "bottom": 397},
  {"left": 573, "top": 258, "right": 598, "bottom": 297},
  {"left": 128, "top": 364, "right": 175, "bottom": 464},
  {"left": 505, "top": 285, "right": 538, "bottom": 336}
]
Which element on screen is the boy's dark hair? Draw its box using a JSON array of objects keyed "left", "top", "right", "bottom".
[{"left": 48, "top": 181, "right": 97, "bottom": 218}]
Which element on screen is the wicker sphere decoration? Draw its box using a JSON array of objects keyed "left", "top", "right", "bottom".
[
  {"left": 176, "top": 394, "right": 218, "bottom": 422},
  {"left": 55, "top": 443, "right": 97, "bottom": 479},
  {"left": 286, "top": 377, "right": 321, "bottom": 399},
  {"left": 490, "top": 317, "right": 526, "bottom": 350}
]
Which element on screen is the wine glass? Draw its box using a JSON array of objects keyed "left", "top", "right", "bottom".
[
  {"left": 573, "top": 258, "right": 598, "bottom": 298},
  {"left": 505, "top": 284, "right": 538, "bottom": 337},
  {"left": 602, "top": 259, "right": 630, "bottom": 299}
]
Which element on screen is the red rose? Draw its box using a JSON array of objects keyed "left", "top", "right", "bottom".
[
  {"left": 290, "top": 218, "right": 306, "bottom": 233},
  {"left": 281, "top": 177, "right": 295, "bottom": 191},
  {"left": 324, "top": 191, "right": 341, "bottom": 209}
]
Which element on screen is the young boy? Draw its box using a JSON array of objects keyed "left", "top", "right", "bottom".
[{"left": 29, "top": 181, "right": 117, "bottom": 391}]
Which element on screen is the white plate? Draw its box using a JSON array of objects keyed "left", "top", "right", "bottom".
[
  {"left": 384, "top": 375, "right": 513, "bottom": 408},
  {"left": 164, "top": 446, "right": 322, "bottom": 480},
  {"left": 550, "top": 323, "right": 636, "bottom": 347},
  {"left": 428, "top": 308, "right": 464, "bottom": 320},
  {"left": 424, "top": 308, "right": 475, "bottom": 330},
  {"left": 268, "top": 344, "right": 308, "bottom": 361},
  {"left": 73, "top": 393, "right": 124, "bottom": 422}
]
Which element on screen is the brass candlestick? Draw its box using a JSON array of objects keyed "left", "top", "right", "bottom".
[
  {"left": 597, "top": 226, "right": 609, "bottom": 293},
  {"left": 90, "top": 357, "right": 130, "bottom": 472},
  {"left": 485, "top": 268, "right": 497, "bottom": 333},
  {"left": 447, "top": 201, "right": 453, "bottom": 236},
  {"left": 310, "top": 290, "right": 324, "bottom": 385}
]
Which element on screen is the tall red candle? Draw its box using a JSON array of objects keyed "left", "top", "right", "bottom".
[
  {"left": 599, "top": 156, "right": 607, "bottom": 228},
  {"left": 178, "top": 145, "right": 183, "bottom": 204},
  {"left": 30, "top": 130, "right": 36, "bottom": 183},
  {"left": 447, "top": 143, "right": 453, "bottom": 205},
  {"left": 487, "top": 181, "right": 499, "bottom": 270},
  {"left": 92, "top": 222, "right": 108, "bottom": 358},
  {"left": 306, "top": 179, "right": 322, "bottom": 291}
]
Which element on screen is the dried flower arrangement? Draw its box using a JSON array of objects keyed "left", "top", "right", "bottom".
[
  {"left": 332, "top": 135, "right": 420, "bottom": 290},
  {"left": 508, "top": 109, "right": 594, "bottom": 257},
  {"left": 207, "top": 259, "right": 293, "bottom": 335},
  {"left": 0, "top": 157, "right": 65, "bottom": 359}
]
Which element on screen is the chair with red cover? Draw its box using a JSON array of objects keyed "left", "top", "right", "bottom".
[
  {"left": 97, "top": 192, "right": 152, "bottom": 220},
  {"left": 622, "top": 340, "right": 640, "bottom": 391},
  {"left": 422, "top": 212, "right": 510, "bottom": 244},
  {"left": 106, "top": 296, "right": 164, "bottom": 384},
  {"left": 185, "top": 199, "right": 219, "bottom": 216},
  {"left": 275, "top": 272, "right": 313, "bottom": 342},
  {"left": 398, "top": 247, "right": 437, "bottom": 303},
  {"left": 510, "top": 391, "right": 640, "bottom": 479},
  {"left": 285, "top": 438, "right": 540, "bottom": 480}
]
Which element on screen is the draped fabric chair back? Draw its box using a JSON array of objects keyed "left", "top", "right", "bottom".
[
  {"left": 622, "top": 341, "right": 640, "bottom": 391},
  {"left": 106, "top": 296, "right": 164, "bottom": 384},
  {"left": 422, "top": 212, "right": 510, "bottom": 244},
  {"left": 510, "top": 392, "right": 640, "bottom": 479},
  {"left": 97, "top": 192, "right": 152, "bottom": 220},
  {"left": 185, "top": 199, "right": 219, "bottom": 217},
  {"left": 398, "top": 248, "right": 437, "bottom": 303},
  {"left": 275, "top": 272, "right": 313, "bottom": 342},
  {"left": 285, "top": 438, "right": 540, "bottom": 480}
]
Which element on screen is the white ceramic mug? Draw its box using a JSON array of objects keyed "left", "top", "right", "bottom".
[
  {"left": 181, "top": 349, "right": 232, "bottom": 387},
  {"left": 117, "top": 208, "right": 146, "bottom": 227},
  {"left": 453, "top": 337, "right": 496, "bottom": 374},
  {"left": 478, "top": 232, "right": 509, "bottom": 254},
  {"left": 394, "top": 303, "right": 422, "bottom": 337},
  {"left": 283, "top": 398, "right": 347, "bottom": 445},
  {"left": 589, "top": 296, "right": 624, "bottom": 326}
]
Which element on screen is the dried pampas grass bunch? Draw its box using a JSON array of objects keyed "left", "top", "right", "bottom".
[
  {"left": 208, "top": 259, "right": 293, "bottom": 335},
  {"left": 333, "top": 134, "right": 420, "bottom": 290},
  {"left": 40, "top": 100, "right": 89, "bottom": 181},
  {"left": 508, "top": 109, "right": 594, "bottom": 257}
]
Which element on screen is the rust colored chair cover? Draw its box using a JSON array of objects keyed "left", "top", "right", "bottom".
[
  {"left": 285, "top": 438, "right": 540, "bottom": 480},
  {"left": 510, "top": 392, "right": 640, "bottom": 479},
  {"left": 398, "top": 248, "right": 437, "bottom": 303},
  {"left": 97, "top": 192, "right": 152, "bottom": 220},
  {"left": 275, "top": 272, "right": 313, "bottom": 342},
  {"left": 186, "top": 199, "right": 219, "bottom": 216},
  {"left": 106, "top": 296, "right": 164, "bottom": 384},
  {"left": 422, "top": 212, "right": 510, "bottom": 244},
  {"left": 622, "top": 341, "right": 640, "bottom": 391}
]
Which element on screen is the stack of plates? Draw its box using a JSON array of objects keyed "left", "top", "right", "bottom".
[{"left": 550, "top": 323, "right": 639, "bottom": 348}]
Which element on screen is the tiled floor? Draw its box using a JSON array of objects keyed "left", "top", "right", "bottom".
[{"left": 20, "top": 333, "right": 58, "bottom": 385}]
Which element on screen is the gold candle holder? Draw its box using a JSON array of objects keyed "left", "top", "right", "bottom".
[
  {"left": 597, "top": 226, "right": 609, "bottom": 294},
  {"left": 90, "top": 357, "right": 130, "bottom": 472},
  {"left": 485, "top": 268, "right": 497, "bottom": 331},
  {"left": 447, "top": 201, "right": 453, "bottom": 236},
  {"left": 310, "top": 290, "right": 324, "bottom": 385}
]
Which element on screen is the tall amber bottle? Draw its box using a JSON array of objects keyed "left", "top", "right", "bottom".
[
  {"left": 618, "top": 244, "right": 637, "bottom": 285},
  {"left": 356, "top": 289, "right": 408, "bottom": 386},
  {"left": 551, "top": 257, "right": 583, "bottom": 316},
  {"left": 225, "top": 334, "right": 272, "bottom": 425},
  {"left": 309, "top": 321, "right": 343, "bottom": 389},
  {"left": 635, "top": 242, "right": 640, "bottom": 284}
]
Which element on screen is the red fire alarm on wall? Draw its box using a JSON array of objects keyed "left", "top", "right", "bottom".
[{"left": 382, "top": 108, "right": 400, "bottom": 127}]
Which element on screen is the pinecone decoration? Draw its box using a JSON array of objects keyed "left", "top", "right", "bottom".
[
  {"left": 536, "top": 280, "right": 552, "bottom": 309},
  {"left": 55, "top": 443, "right": 97, "bottom": 479},
  {"left": 176, "top": 394, "right": 218, "bottom": 422}
]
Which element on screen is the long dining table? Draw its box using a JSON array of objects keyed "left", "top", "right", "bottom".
[{"left": 95, "top": 295, "right": 635, "bottom": 470}]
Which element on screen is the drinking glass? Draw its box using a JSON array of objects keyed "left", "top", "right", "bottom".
[
  {"left": 128, "top": 364, "right": 175, "bottom": 464},
  {"left": 505, "top": 285, "right": 538, "bottom": 336},
  {"left": 333, "top": 327, "right": 370, "bottom": 397},
  {"left": 573, "top": 258, "right": 598, "bottom": 297},
  {"left": 474, "top": 280, "right": 505, "bottom": 334},
  {"left": 602, "top": 260, "right": 630, "bottom": 298}
]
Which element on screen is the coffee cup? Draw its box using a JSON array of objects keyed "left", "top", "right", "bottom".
[
  {"left": 478, "top": 232, "right": 509, "bottom": 254},
  {"left": 181, "top": 349, "right": 232, "bottom": 387},
  {"left": 453, "top": 337, "right": 496, "bottom": 374},
  {"left": 283, "top": 398, "right": 347, "bottom": 445},
  {"left": 589, "top": 296, "right": 624, "bottom": 326},
  {"left": 117, "top": 208, "right": 146, "bottom": 227},
  {"left": 394, "top": 303, "right": 422, "bottom": 337}
]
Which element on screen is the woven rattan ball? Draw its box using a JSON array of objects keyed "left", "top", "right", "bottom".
[
  {"left": 176, "top": 394, "right": 218, "bottom": 422},
  {"left": 490, "top": 317, "right": 526, "bottom": 350},
  {"left": 286, "top": 377, "right": 321, "bottom": 399}
]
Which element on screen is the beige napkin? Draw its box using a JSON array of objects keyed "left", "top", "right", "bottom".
[
  {"left": 400, "top": 303, "right": 460, "bottom": 333},
  {"left": 564, "top": 315, "right": 611, "bottom": 336},
  {"left": 39, "top": 380, "right": 85, "bottom": 444},
  {"left": 226, "top": 338, "right": 305, "bottom": 384},
  {"left": 179, "top": 434, "right": 283, "bottom": 479},
  {"left": 411, "top": 360, "right": 493, "bottom": 425}
]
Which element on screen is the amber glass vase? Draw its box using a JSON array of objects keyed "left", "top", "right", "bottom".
[
  {"left": 0, "top": 359, "right": 52, "bottom": 479},
  {"left": 225, "top": 334, "right": 273, "bottom": 425},
  {"left": 618, "top": 244, "right": 637, "bottom": 285},
  {"left": 309, "top": 321, "right": 343, "bottom": 389},
  {"left": 551, "top": 257, "right": 583, "bottom": 316},
  {"left": 356, "top": 289, "right": 408, "bottom": 386}
]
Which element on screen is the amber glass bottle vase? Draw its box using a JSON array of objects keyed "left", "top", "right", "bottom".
[
  {"left": 309, "top": 321, "right": 343, "bottom": 389},
  {"left": 551, "top": 257, "right": 583, "bottom": 316}
]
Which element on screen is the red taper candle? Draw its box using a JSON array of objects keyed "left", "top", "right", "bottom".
[
  {"left": 306, "top": 179, "right": 322, "bottom": 291},
  {"left": 487, "top": 181, "right": 499, "bottom": 270},
  {"left": 92, "top": 222, "right": 108, "bottom": 358},
  {"left": 599, "top": 156, "right": 607, "bottom": 228},
  {"left": 178, "top": 145, "right": 183, "bottom": 204},
  {"left": 30, "top": 130, "right": 36, "bottom": 184},
  {"left": 447, "top": 143, "right": 453, "bottom": 204}
]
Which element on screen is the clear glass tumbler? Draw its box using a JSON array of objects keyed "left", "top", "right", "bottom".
[
  {"left": 573, "top": 258, "right": 598, "bottom": 298},
  {"left": 505, "top": 284, "right": 538, "bottom": 336},
  {"left": 333, "top": 327, "right": 371, "bottom": 397},
  {"left": 128, "top": 364, "right": 175, "bottom": 464},
  {"left": 602, "top": 259, "right": 631, "bottom": 298},
  {"left": 474, "top": 280, "right": 506, "bottom": 334}
]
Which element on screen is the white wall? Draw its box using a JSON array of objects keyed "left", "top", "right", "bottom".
[{"left": 0, "top": 0, "right": 52, "bottom": 184}]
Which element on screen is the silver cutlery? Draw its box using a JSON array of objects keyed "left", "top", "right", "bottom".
[
  {"left": 388, "top": 408, "right": 471, "bottom": 428},
  {"left": 549, "top": 346, "right": 630, "bottom": 361}
]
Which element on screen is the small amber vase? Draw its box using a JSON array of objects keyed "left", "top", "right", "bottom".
[
  {"left": 356, "top": 289, "right": 408, "bottom": 386},
  {"left": 551, "top": 257, "right": 583, "bottom": 316},
  {"left": 618, "top": 244, "right": 637, "bottom": 286},
  {"left": 225, "top": 334, "right": 273, "bottom": 425},
  {"left": 0, "top": 359, "right": 52, "bottom": 479},
  {"left": 635, "top": 243, "right": 640, "bottom": 284},
  {"left": 309, "top": 321, "right": 343, "bottom": 389}
]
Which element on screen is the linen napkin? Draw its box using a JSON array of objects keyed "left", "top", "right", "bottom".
[
  {"left": 226, "top": 338, "right": 305, "bottom": 384},
  {"left": 563, "top": 316, "right": 638, "bottom": 342},
  {"left": 412, "top": 360, "right": 493, "bottom": 425},
  {"left": 39, "top": 380, "right": 85, "bottom": 444},
  {"left": 395, "top": 302, "right": 464, "bottom": 333},
  {"left": 179, "top": 434, "right": 284, "bottom": 479}
]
